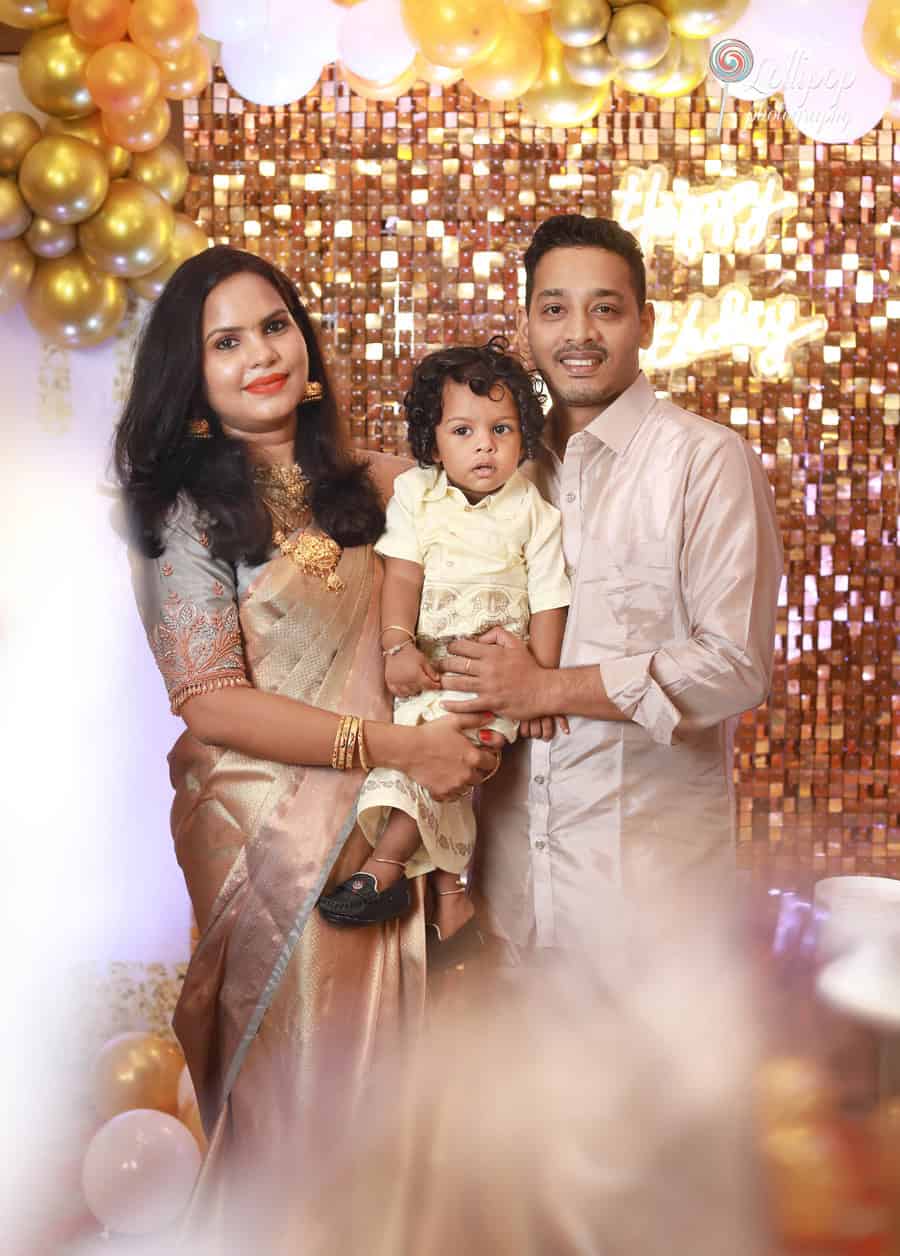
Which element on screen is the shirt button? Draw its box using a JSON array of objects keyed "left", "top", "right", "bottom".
[
  {"left": 533, "top": 774, "right": 545, "bottom": 785},
  {"left": 565, "top": 492, "right": 576, "bottom": 503},
  {"left": 534, "top": 839, "right": 547, "bottom": 850}
]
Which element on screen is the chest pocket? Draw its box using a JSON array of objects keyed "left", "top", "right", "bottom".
[{"left": 580, "top": 537, "right": 678, "bottom": 649}]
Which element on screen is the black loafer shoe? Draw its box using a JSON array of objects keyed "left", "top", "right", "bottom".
[{"left": 318, "top": 871, "right": 412, "bottom": 927}]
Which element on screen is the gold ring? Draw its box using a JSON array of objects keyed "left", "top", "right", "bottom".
[{"left": 465, "top": 657, "right": 472, "bottom": 674}]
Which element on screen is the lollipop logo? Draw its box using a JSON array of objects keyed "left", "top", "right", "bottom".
[{"left": 709, "top": 39, "right": 754, "bottom": 85}]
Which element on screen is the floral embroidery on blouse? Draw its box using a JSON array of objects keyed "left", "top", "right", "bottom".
[
  {"left": 161, "top": 562, "right": 174, "bottom": 577},
  {"left": 148, "top": 589, "right": 250, "bottom": 715},
  {"left": 197, "top": 531, "right": 210, "bottom": 549}
]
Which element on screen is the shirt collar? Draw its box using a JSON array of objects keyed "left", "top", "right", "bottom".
[
  {"left": 420, "top": 465, "right": 526, "bottom": 509},
  {"left": 582, "top": 372, "right": 656, "bottom": 455}
]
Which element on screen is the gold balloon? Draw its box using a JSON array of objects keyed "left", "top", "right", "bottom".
[
  {"left": 18, "top": 23, "right": 94, "bottom": 117},
  {"left": 563, "top": 38, "right": 618, "bottom": 85},
  {"left": 401, "top": 0, "right": 505, "bottom": 68},
  {"left": 414, "top": 54, "right": 464, "bottom": 86},
  {"left": 46, "top": 111, "right": 130, "bottom": 176},
  {"left": 158, "top": 40, "right": 212, "bottom": 100},
  {"left": 128, "top": 0, "right": 198, "bottom": 61},
  {"left": 658, "top": 0, "right": 747, "bottom": 40},
  {"left": 606, "top": 3, "right": 670, "bottom": 69},
  {"left": 91, "top": 1031, "right": 185, "bottom": 1122},
  {"left": 79, "top": 176, "right": 174, "bottom": 276},
  {"left": 68, "top": 0, "right": 129, "bottom": 45},
  {"left": 340, "top": 60, "right": 419, "bottom": 101},
  {"left": 464, "top": 11, "right": 543, "bottom": 101},
  {"left": 551, "top": 0, "right": 611, "bottom": 48},
  {"left": 0, "top": 111, "right": 42, "bottom": 175},
  {"left": 0, "top": 0, "right": 64, "bottom": 28},
  {"left": 24, "top": 213, "right": 76, "bottom": 256},
  {"left": 86, "top": 40, "right": 162, "bottom": 114},
  {"left": 48, "top": 0, "right": 69, "bottom": 11},
  {"left": 521, "top": 24, "right": 609, "bottom": 125},
  {"left": 19, "top": 133, "right": 108, "bottom": 222},
  {"left": 863, "top": 0, "right": 900, "bottom": 81},
  {"left": 0, "top": 237, "right": 35, "bottom": 311},
  {"left": 26, "top": 248, "right": 126, "bottom": 345},
  {"left": 647, "top": 35, "right": 707, "bottom": 97},
  {"left": 617, "top": 33, "right": 680, "bottom": 91},
  {"left": 129, "top": 139, "right": 188, "bottom": 205},
  {"left": 0, "top": 177, "right": 32, "bottom": 239},
  {"left": 886, "top": 80, "right": 900, "bottom": 124},
  {"left": 508, "top": 0, "right": 551, "bottom": 10},
  {"left": 130, "top": 209, "right": 206, "bottom": 298},
  {"left": 101, "top": 97, "right": 171, "bottom": 152}
]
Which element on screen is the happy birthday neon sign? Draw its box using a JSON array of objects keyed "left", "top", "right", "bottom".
[{"left": 610, "top": 165, "right": 825, "bottom": 378}]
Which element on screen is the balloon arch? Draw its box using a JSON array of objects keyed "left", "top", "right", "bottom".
[{"left": 0, "top": 0, "right": 896, "bottom": 346}]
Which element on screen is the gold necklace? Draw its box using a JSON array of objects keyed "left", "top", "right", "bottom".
[{"left": 252, "top": 463, "right": 344, "bottom": 592}]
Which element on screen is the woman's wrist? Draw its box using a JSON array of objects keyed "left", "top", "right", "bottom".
[{"left": 362, "top": 720, "right": 411, "bottom": 773}]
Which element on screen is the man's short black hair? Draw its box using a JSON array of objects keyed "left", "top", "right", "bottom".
[
  {"left": 523, "top": 214, "right": 647, "bottom": 310},
  {"left": 403, "top": 337, "right": 546, "bottom": 466}
]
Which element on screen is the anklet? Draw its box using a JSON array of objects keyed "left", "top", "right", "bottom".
[
  {"left": 372, "top": 856, "right": 407, "bottom": 868},
  {"left": 435, "top": 886, "right": 466, "bottom": 896}
]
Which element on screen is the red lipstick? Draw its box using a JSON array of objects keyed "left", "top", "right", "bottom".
[{"left": 244, "top": 373, "right": 288, "bottom": 395}]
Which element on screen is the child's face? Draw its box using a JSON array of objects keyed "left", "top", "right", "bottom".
[{"left": 432, "top": 379, "right": 523, "bottom": 502}]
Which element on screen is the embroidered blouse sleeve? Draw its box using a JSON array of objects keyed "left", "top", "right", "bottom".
[
  {"left": 373, "top": 469, "right": 425, "bottom": 566},
  {"left": 129, "top": 499, "right": 251, "bottom": 716},
  {"left": 523, "top": 485, "right": 571, "bottom": 614}
]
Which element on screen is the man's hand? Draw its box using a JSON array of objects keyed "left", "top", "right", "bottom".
[
  {"left": 436, "top": 626, "right": 557, "bottom": 722},
  {"left": 519, "top": 715, "right": 570, "bottom": 740}
]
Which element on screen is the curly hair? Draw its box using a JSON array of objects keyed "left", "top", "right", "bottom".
[
  {"left": 404, "top": 337, "right": 546, "bottom": 467},
  {"left": 115, "top": 246, "right": 384, "bottom": 562}
]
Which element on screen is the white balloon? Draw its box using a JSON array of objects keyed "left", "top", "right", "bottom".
[
  {"left": 196, "top": 0, "right": 266, "bottom": 44},
  {"left": 222, "top": 31, "right": 326, "bottom": 106},
  {"left": 784, "top": 41, "right": 891, "bottom": 143},
  {"left": 82, "top": 1109, "right": 202, "bottom": 1236},
  {"left": 337, "top": 0, "right": 416, "bottom": 82},
  {"left": 0, "top": 62, "right": 46, "bottom": 120}
]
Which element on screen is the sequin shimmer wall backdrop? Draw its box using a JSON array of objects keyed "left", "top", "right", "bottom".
[{"left": 183, "top": 70, "right": 899, "bottom": 891}]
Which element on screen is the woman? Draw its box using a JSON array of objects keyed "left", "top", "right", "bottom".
[{"left": 115, "top": 246, "right": 501, "bottom": 1244}]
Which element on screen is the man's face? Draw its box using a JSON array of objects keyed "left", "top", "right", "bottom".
[{"left": 519, "top": 246, "right": 654, "bottom": 416}]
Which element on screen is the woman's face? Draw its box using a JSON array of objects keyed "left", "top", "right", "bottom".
[{"left": 201, "top": 271, "right": 310, "bottom": 445}]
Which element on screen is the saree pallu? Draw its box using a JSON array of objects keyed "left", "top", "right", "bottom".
[{"left": 169, "top": 541, "right": 427, "bottom": 1250}]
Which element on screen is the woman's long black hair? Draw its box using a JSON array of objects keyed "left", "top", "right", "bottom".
[{"left": 115, "top": 245, "right": 384, "bottom": 562}]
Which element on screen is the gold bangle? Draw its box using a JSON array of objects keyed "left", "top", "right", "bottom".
[
  {"left": 358, "top": 720, "right": 372, "bottom": 773},
  {"left": 331, "top": 714, "right": 350, "bottom": 771},
  {"left": 481, "top": 751, "right": 501, "bottom": 784},
  {"left": 338, "top": 718, "right": 358, "bottom": 773},
  {"left": 381, "top": 625, "right": 416, "bottom": 645},
  {"left": 339, "top": 716, "right": 356, "bottom": 772}
]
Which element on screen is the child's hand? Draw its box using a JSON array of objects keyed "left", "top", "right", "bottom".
[
  {"left": 518, "top": 716, "right": 570, "bottom": 740},
  {"left": 385, "top": 646, "right": 441, "bottom": 699}
]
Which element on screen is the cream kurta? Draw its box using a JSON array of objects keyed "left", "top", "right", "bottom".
[
  {"left": 357, "top": 465, "right": 570, "bottom": 874},
  {"left": 478, "top": 373, "right": 784, "bottom": 948}
]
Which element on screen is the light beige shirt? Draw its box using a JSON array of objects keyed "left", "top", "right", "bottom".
[{"left": 478, "top": 373, "right": 784, "bottom": 949}]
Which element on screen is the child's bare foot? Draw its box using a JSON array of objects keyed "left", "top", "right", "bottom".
[{"left": 431, "top": 873, "right": 475, "bottom": 942}]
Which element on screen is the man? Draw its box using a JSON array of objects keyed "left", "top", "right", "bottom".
[{"left": 439, "top": 214, "right": 784, "bottom": 951}]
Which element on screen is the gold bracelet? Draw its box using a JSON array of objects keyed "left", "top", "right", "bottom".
[
  {"left": 339, "top": 715, "right": 356, "bottom": 772},
  {"left": 381, "top": 625, "right": 416, "bottom": 645},
  {"left": 358, "top": 720, "right": 371, "bottom": 773},
  {"left": 331, "top": 715, "right": 349, "bottom": 771},
  {"left": 338, "top": 718, "right": 358, "bottom": 773}
]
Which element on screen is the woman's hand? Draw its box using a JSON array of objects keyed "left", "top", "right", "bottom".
[
  {"left": 401, "top": 713, "right": 504, "bottom": 802},
  {"left": 385, "top": 645, "right": 440, "bottom": 698}
]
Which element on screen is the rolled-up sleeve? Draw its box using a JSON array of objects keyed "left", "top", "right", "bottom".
[
  {"left": 600, "top": 435, "right": 783, "bottom": 744},
  {"left": 129, "top": 498, "right": 250, "bottom": 716}
]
